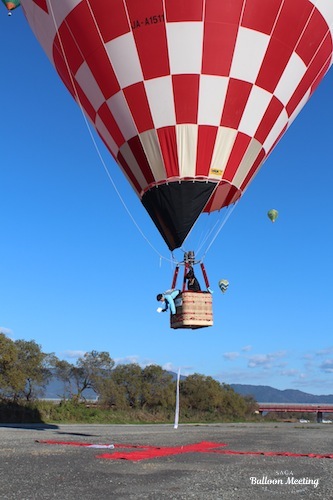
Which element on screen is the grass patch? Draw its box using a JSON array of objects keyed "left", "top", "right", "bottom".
[{"left": 1, "top": 400, "right": 261, "bottom": 424}]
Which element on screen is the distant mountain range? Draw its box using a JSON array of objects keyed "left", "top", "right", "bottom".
[
  {"left": 43, "top": 377, "right": 96, "bottom": 400},
  {"left": 230, "top": 384, "right": 333, "bottom": 404}
]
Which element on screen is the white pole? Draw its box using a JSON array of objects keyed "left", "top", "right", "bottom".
[{"left": 174, "top": 368, "right": 180, "bottom": 429}]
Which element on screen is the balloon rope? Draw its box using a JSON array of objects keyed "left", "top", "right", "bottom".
[
  {"left": 200, "top": 202, "right": 238, "bottom": 261},
  {"left": 46, "top": 0, "right": 174, "bottom": 264},
  {"left": 194, "top": 210, "right": 230, "bottom": 257}
]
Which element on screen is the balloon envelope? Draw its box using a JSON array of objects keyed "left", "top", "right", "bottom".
[
  {"left": 21, "top": 0, "right": 333, "bottom": 249},
  {"left": 218, "top": 279, "right": 229, "bottom": 293},
  {"left": 267, "top": 209, "right": 279, "bottom": 223},
  {"left": 2, "top": 0, "right": 20, "bottom": 10}
]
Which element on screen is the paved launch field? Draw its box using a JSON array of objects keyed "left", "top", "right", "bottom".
[{"left": 1, "top": 422, "right": 332, "bottom": 499}]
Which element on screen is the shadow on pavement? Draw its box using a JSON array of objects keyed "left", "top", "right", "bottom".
[
  {"left": 0, "top": 401, "right": 58, "bottom": 429},
  {"left": 0, "top": 423, "right": 59, "bottom": 430}
]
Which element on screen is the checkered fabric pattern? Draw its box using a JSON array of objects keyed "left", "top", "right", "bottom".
[{"left": 22, "top": 0, "right": 333, "bottom": 213}]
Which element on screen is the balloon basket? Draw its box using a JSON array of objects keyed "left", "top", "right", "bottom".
[{"left": 170, "top": 291, "right": 213, "bottom": 330}]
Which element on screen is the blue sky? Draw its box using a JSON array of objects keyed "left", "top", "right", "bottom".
[{"left": 1, "top": 8, "right": 333, "bottom": 396}]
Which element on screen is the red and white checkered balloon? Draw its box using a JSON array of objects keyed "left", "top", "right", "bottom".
[{"left": 21, "top": 0, "right": 333, "bottom": 249}]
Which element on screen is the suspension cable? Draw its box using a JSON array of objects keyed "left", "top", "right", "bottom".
[
  {"left": 46, "top": 0, "right": 174, "bottom": 263},
  {"left": 200, "top": 202, "right": 238, "bottom": 262},
  {"left": 46, "top": 0, "right": 243, "bottom": 266}
]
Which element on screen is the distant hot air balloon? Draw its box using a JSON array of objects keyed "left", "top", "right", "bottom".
[
  {"left": 20, "top": 0, "right": 333, "bottom": 251},
  {"left": 218, "top": 279, "right": 229, "bottom": 294},
  {"left": 1, "top": 0, "right": 20, "bottom": 10},
  {"left": 267, "top": 208, "right": 279, "bottom": 222},
  {"left": 267, "top": 209, "right": 279, "bottom": 223}
]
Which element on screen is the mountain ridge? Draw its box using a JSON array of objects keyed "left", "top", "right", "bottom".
[{"left": 230, "top": 384, "right": 333, "bottom": 403}]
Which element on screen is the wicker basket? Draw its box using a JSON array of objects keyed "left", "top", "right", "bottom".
[{"left": 170, "top": 291, "right": 213, "bottom": 329}]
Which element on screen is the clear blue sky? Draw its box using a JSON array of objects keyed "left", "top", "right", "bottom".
[{"left": 1, "top": 8, "right": 333, "bottom": 396}]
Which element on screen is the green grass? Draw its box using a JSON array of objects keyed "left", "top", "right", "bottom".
[{"left": 0, "top": 400, "right": 261, "bottom": 424}]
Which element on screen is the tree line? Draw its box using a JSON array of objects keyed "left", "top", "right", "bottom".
[{"left": 0, "top": 332, "right": 258, "bottom": 419}]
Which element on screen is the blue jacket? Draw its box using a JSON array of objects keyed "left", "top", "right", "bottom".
[{"left": 162, "top": 289, "right": 180, "bottom": 314}]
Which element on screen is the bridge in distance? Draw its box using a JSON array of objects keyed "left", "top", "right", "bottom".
[{"left": 258, "top": 403, "right": 333, "bottom": 422}]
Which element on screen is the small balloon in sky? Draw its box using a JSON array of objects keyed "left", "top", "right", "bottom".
[
  {"left": 1, "top": 1, "right": 20, "bottom": 11},
  {"left": 267, "top": 209, "right": 279, "bottom": 223},
  {"left": 218, "top": 280, "right": 229, "bottom": 294}
]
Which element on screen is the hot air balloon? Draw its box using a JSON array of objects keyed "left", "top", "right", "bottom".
[
  {"left": 218, "top": 279, "right": 229, "bottom": 294},
  {"left": 1, "top": 0, "right": 20, "bottom": 10},
  {"left": 18, "top": 0, "right": 333, "bottom": 253},
  {"left": 267, "top": 209, "right": 279, "bottom": 223}
]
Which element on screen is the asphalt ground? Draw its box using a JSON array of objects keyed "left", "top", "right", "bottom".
[{"left": 1, "top": 422, "right": 333, "bottom": 500}]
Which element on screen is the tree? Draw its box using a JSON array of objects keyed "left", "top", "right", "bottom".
[
  {"left": 242, "top": 394, "right": 259, "bottom": 417},
  {"left": 0, "top": 334, "right": 25, "bottom": 400},
  {"left": 111, "top": 364, "right": 142, "bottom": 408},
  {"left": 181, "top": 374, "right": 223, "bottom": 412},
  {"left": 141, "top": 365, "right": 174, "bottom": 410},
  {"left": 71, "top": 351, "right": 115, "bottom": 400},
  {"left": 0, "top": 334, "right": 53, "bottom": 401},
  {"left": 53, "top": 359, "right": 75, "bottom": 400},
  {"left": 219, "top": 383, "right": 248, "bottom": 418},
  {"left": 98, "top": 378, "right": 128, "bottom": 409},
  {"left": 14, "top": 339, "right": 54, "bottom": 401}
]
